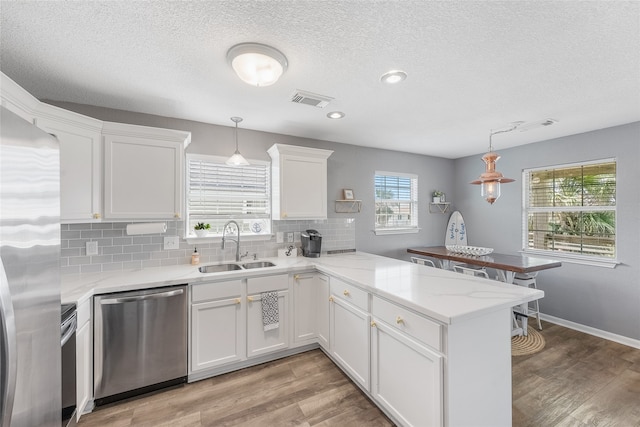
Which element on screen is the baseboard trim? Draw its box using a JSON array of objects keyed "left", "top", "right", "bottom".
[{"left": 540, "top": 313, "right": 640, "bottom": 350}]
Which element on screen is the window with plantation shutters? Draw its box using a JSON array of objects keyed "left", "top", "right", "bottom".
[
  {"left": 186, "top": 155, "right": 271, "bottom": 237},
  {"left": 522, "top": 159, "right": 616, "bottom": 262},
  {"left": 374, "top": 171, "right": 419, "bottom": 235}
]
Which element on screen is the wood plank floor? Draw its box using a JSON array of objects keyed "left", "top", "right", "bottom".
[{"left": 78, "top": 321, "right": 640, "bottom": 426}]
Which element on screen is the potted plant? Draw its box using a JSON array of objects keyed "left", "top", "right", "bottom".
[
  {"left": 194, "top": 222, "right": 210, "bottom": 237},
  {"left": 432, "top": 190, "right": 444, "bottom": 203}
]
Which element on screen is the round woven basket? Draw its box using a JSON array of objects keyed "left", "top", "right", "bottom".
[{"left": 511, "top": 326, "right": 545, "bottom": 356}]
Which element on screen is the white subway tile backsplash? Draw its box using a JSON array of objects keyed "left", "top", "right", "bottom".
[{"left": 60, "top": 218, "right": 355, "bottom": 275}]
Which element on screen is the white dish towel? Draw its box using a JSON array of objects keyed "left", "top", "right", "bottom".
[{"left": 261, "top": 291, "right": 279, "bottom": 331}]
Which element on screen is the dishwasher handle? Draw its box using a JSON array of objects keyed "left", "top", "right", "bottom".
[{"left": 99, "top": 288, "right": 184, "bottom": 305}]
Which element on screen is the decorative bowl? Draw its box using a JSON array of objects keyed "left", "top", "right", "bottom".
[{"left": 445, "top": 245, "right": 493, "bottom": 256}]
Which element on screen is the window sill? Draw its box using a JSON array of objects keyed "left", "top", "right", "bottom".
[
  {"left": 373, "top": 228, "right": 420, "bottom": 236},
  {"left": 185, "top": 234, "right": 274, "bottom": 244},
  {"left": 520, "top": 249, "right": 619, "bottom": 269}
]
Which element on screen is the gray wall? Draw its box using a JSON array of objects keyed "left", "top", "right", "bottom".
[
  {"left": 49, "top": 101, "right": 455, "bottom": 260},
  {"left": 454, "top": 122, "right": 640, "bottom": 341},
  {"left": 50, "top": 100, "right": 640, "bottom": 342}
]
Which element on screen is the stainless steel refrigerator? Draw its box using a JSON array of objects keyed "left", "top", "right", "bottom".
[{"left": 0, "top": 106, "right": 61, "bottom": 427}]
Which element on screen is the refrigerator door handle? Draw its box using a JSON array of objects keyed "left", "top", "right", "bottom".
[
  {"left": 0, "top": 261, "right": 17, "bottom": 427},
  {"left": 99, "top": 288, "right": 184, "bottom": 305}
]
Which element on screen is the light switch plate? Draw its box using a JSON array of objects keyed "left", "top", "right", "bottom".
[
  {"left": 294, "top": 232, "right": 301, "bottom": 242},
  {"left": 86, "top": 241, "right": 98, "bottom": 256},
  {"left": 164, "top": 236, "right": 179, "bottom": 250},
  {"left": 276, "top": 232, "right": 283, "bottom": 243}
]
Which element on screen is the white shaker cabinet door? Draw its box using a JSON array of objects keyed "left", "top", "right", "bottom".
[
  {"left": 268, "top": 144, "right": 333, "bottom": 220},
  {"left": 246, "top": 290, "right": 289, "bottom": 358},
  {"left": 316, "top": 273, "right": 330, "bottom": 350},
  {"left": 371, "top": 319, "right": 443, "bottom": 427},
  {"left": 191, "top": 297, "right": 245, "bottom": 371},
  {"left": 330, "top": 295, "right": 370, "bottom": 391},
  {"left": 36, "top": 115, "right": 102, "bottom": 222},
  {"left": 292, "top": 272, "right": 317, "bottom": 343}
]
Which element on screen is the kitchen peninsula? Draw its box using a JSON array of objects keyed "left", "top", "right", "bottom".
[{"left": 63, "top": 251, "right": 541, "bottom": 427}]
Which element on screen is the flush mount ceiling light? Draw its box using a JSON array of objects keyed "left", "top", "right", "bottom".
[
  {"left": 226, "top": 117, "right": 249, "bottom": 166},
  {"left": 380, "top": 70, "right": 407, "bottom": 84},
  {"left": 470, "top": 126, "right": 517, "bottom": 204},
  {"left": 227, "top": 43, "right": 288, "bottom": 87},
  {"left": 327, "top": 111, "right": 345, "bottom": 119}
]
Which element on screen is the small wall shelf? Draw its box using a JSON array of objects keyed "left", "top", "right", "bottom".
[
  {"left": 429, "top": 202, "right": 450, "bottom": 214},
  {"left": 335, "top": 200, "right": 362, "bottom": 213}
]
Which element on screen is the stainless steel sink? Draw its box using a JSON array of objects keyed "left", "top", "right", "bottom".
[
  {"left": 241, "top": 261, "right": 276, "bottom": 269},
  {"left": 198, "top": 263, "right": 243, "bottom": 273}
]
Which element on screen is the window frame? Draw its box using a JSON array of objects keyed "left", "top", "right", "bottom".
[
  {"left": 521, "top": 158, "right": 618, "bottom": 268},
  {"left": 373, "top": 171, "right": 419, "bottom": 235},
  {"left": 185, "top": 153, "right": 272, "bottom": 240}
]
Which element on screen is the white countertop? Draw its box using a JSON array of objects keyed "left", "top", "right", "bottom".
[{"left": 62, "top": 251, "right": 543, "bottom": 325}]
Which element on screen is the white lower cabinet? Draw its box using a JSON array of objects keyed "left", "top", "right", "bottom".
[
  {"left": 190, "top": 280, "right": 245, "bottom": 372},
  {"left": 247, "top": 274, "right": 289, "bottom": 358},
  {"left": 316, "top": 273, "right": 330, "bottom": 350},
  {"left": 330, "top": 293, "right": 370, "bottom": 391},
  {"left": 292, "top": 272, "right": 317, "bottom": 344},
  {"left": 371, "top": 319, "right": 443, "bottom": 427},
  {"left": 75, "top": 299, "right": 92, "bottom": 420}
]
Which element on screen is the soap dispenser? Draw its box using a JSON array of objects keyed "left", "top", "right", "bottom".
[{"left": 191, "top": 247, "right": 200, "bottom": 265}]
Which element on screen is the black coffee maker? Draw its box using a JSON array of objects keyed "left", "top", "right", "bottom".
[{"left": 301, "top": 229, "right": 322, "bottom": 258}]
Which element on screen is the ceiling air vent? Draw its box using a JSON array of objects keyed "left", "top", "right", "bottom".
[{"left": 290, "top": 90, "right": 334, "bottom": 108}]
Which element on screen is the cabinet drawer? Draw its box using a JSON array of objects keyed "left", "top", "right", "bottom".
[
  {"left": 192, "top": 279, "right": 243, "bottom": 303},
  {"left": 247, "top": 274, "right": 288, "bottom": 294},
  {"left": 331, "top": 277, "right": 368, "bottom": 311},
  {"left": 372, "top": 295, "right": 442, "bottom": 351},
  {"left": 77, "top": 299, "right": 91, "bottom": 327}
]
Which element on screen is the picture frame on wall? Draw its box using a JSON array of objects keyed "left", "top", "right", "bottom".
[{"left": 343, "top": 189, "right": 355, "bottom": 200}]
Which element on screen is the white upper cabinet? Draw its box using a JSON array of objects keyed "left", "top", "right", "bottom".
[
  {"left": 268, "top": 144, "right": 333, "bottom": 220},
  {"left": 35, "top": 104, "right": 103, "bottom": 222},
  {"left": 102, "top": 122, "right": 190, "bottom": 220}
]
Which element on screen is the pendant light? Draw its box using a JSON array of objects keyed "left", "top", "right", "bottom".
[
  {"left": 226, "top": 117, "right": 249, "bottom": 166},
  {"left": 470, "top": 126, "right": 516, "bottom": 204}
]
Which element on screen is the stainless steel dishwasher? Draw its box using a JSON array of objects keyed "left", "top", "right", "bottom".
[{"left": 93, "top": 285, "right": 187, "bottom": 406}]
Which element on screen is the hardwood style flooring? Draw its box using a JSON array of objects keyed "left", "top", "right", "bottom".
[{"left": 78, "top": 321, "right": 640, "bottom": 427}]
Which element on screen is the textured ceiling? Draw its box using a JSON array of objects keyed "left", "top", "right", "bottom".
[{"left": 1, "top": 1, "right": 639, "bottom": 158}]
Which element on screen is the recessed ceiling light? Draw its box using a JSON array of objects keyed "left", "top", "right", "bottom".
[
  {"left": 227, "top": 42, "right": 288, "bottom": 87},
  {"left": 327, "top": 111, "right": 345, "bottom": 119},
  {"left": 380, "top": 70, "right": 407, "bottom": 84}
]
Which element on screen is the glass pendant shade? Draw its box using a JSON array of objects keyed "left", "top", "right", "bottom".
[
  {"left": 226, "top": 117, "right": 249, "bottom": 166},
  {"left": 481, "top": 181, "right": 501, "bottom": 204}
]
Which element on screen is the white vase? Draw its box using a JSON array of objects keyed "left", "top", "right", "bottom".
[
  {"left": 194, "top": 229, "right": 208, "bottom": 237},
  {"left": 433, "top": 196, "right": 441, "bottom": 203}
]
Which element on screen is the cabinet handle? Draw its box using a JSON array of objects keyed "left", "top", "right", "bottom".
[
  {"left": 234, "top": 298, "right": 241, "bottom": 305},
  {"left": 396, "top": 316, "right": 404, "bottom": 325},
  {"left": 247, "top": 296, "right": 254, "bottom": 302},
  {"left": 343, "top": 290, "right": 350, "bottom": 296},
  {"left": 93, "top": 213, "right": 101, "bottom": 219},
  {"left": 329, "top": 296, "right": 334, "bottom": 302},
  {"left": 371, "top": 321, "right": 377, "bottom": 328},
  {"left": 282, "top": 213, "right": 288, "bottom": 218},
  {"left": 294, "top": 274, "right": 300, "bottom": 280},
  {"left": 174, "top": 213, "right": 181, "bottom": 218}
]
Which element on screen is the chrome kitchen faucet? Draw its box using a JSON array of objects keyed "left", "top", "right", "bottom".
[{"left": 221, "top": 220, "right": 241, "bottom": 261}]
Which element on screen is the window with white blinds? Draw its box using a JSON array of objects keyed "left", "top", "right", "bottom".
[
  {"left": 523, "top": 159, "right": 616, "bottom": 261},
  {"left": 186, "top": 155, "right": 271, "bottom": 237},
  {"left": 374, "top": 171, "right": 419, "bottom": 235}
]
